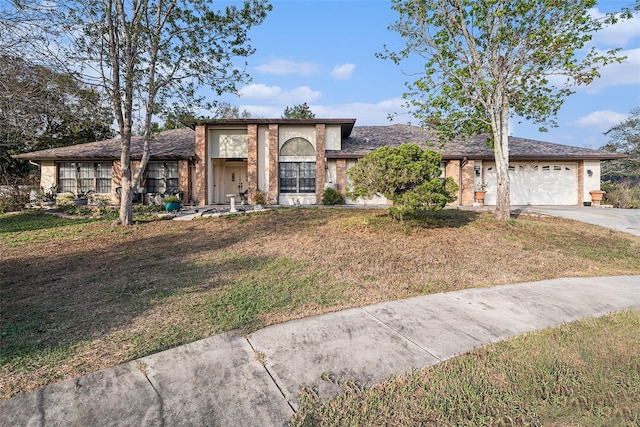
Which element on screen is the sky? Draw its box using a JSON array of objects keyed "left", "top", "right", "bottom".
[{"left": 212, "top": 0, "right": 640, "bottom": 150}]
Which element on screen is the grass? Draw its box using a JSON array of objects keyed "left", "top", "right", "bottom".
[
  {"left": 1, "top": 207, "right": 640, "bottom": 399},
  {"left": 291, "top": 310, "right": 640, "bottom": 426}
]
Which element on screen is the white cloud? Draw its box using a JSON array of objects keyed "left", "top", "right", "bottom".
[
  {"left": 589, "top": 8, "right": 640, "bottom": 47},
  {"left": 254, "top": 59, "right": 319, "bottom": 76},
  {"left": 330, "top": 63, "right": 356, "bottom": 80},
  {"left": 545, "top": 47, "right": 640, "bottom": 93},
  {"left": 238, "top": 83, "right": 282, "bottom": 100},
  {"left": 574, "top": 110, "right": 628, "bottom": 130},
  {"left": 582, "top": 47, "right": 640, "bottom": 93},
  {"left": 238, "top": 84, "right": 322, "bottom": 104}
]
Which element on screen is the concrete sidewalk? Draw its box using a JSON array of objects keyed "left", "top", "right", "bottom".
[{"left": 1, "top": 276, "right": 639, "bottom": 427}]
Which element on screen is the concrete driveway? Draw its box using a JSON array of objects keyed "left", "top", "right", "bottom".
[{"left": 517, "top": 206, "right": 640, "bottom": 237}]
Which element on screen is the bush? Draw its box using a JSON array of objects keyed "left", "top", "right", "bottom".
[
  {"left": 322, "top": 187, "right": 344, "bottom": 205},
  {"left": 253, "top": 189, "right": 269, "bottom": 206},
  {"left": 601, "top": 180, "right": 640, "bottom": 209},
  {"left": 0, "top": 186, "right": 32, "bottom": 213}
]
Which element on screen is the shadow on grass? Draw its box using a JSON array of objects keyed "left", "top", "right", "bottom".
[
  {"left": 0, "top": 208, "right": 356, "bottom": 369},
  {"left": 0, "top": 211, "right": 98, "bottom": 234}
]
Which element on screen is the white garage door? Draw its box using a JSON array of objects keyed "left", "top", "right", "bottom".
[{"left": 483, "top": 162, "right": 578, "bottom": 206}]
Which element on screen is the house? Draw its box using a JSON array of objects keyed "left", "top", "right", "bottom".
[{"left": 13, "top": 118, "right": 626, "bottom": 207}]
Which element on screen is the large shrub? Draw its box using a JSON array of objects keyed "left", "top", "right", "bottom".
[
  {"left": 0, "top": 186, "right": 31, "bottom": 213},
  {"left": 602, "top": 180, "right": 640, "bottom": 209},
  {"left": 347, "top": 144, "right": 458, "bottom": 220}
]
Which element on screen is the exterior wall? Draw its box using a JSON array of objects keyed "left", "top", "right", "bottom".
[
  {"left": 247, "top": 124, "right": 258, "bottom": 203},
  {"left": 325, "top": 160, "right": 337, "bottom": 188},
  {"left": 325, "top": 125, "right": 342, "bottom": 150},
  {"left": 209, "top": 129, "right": 248, "bottom": 158},
  {"left": 112, "top": 160, "right": 121, "bottom": 203},
  {"left": 195, "top": 125, "right": 207, "bottom": 206},
  {"left": 343, "top": 159, "right": 388, "bottom": 205},
  {"left": 460, "top": 160, "right": 475, "bottom": 206},
  {"left": 268, "top": 124, "right": 279, "bottom": 201},
  {"left": 40, "top": 161, "right": 56, "bottom": 190},
  {"left": 583, "top": 160, "right": 602, "bottom": 204},
  {"left": 445, "top": 160, "right": 462, "bottom": 206},
  {"left": 257, "top": 125, "right": 270, "bottom": 197},
  {"left": 336, "top": 159, "right": 347, "bottom": 197},
  {"left": 315, "top": 124, "right": 326, "bottom": 203},
  {"left": 178, "top": 160, "right": 190, "bottom": 203}
]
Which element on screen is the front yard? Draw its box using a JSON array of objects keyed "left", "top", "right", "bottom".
[{"left": 1, "top": 207, "right": 640, "bottom": 399}]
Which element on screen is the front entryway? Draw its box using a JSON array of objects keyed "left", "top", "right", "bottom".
[
  {"left": 210, "top": 160, "right": 248, "bottom": 204},
  {"left": 225, "top": 165, "right": 247, "bottom": 198}
]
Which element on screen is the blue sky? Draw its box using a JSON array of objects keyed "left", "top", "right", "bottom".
[{"left": 214, "top": 0, "right": 640, "bottom": 149}]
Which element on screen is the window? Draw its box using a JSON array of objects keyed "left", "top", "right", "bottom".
[
  {"left": 280, "top": 137, "right": 315, "bottom": 156},
  {"left": 147, "top": 162, "right": 178, "bottom": 194},
  {"left": 58, "top": 162, "right": 112, "bottom": 194},
  {"left": 279, "top": 137, "right": 315, "bottom": 194},
  {"left": 279, "top": 162, "right": 315, "bottom": 193}
]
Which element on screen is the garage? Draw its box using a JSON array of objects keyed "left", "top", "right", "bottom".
[{"left": 483, "top": 162, "right": 578, "bottom": 206}]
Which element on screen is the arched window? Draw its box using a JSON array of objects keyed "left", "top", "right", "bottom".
[
  {"left": 280, "top": 137, "right": 315, "bottom": 156},
  {"left": 279, "top": 138, "right": 315, "bottom": 193}
]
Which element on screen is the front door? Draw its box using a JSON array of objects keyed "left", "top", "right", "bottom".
[{"left": 225, "top": 165, "right": 247, "bottom": 198}]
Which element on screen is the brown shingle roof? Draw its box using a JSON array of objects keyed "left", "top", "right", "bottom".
[
  {"left": 326, "top": 124, "right": 627, "bottom": 161},
  {"left": 13, "top": 123, "right": 626, "bottom": 162},
  {"left": 13, "top": 128, "right": 196, "bottom": 161}
]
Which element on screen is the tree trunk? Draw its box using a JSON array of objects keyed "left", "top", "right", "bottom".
[{"left": 492, "top": 94, "right": 511, "bottom": 222}]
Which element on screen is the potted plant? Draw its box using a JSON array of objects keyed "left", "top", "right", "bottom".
[
  {"left": 253, "top": 189, "right": 268, "bottom": 210},
  {"left": 164, "top": 195, "right": 181, "bottom": 212},
  {"left": 39, "top": 185, "right": 58, "bottom": 209},
  {"left": 589, "top": 190, "right": 606, "bottom": 207},
  {"left": 474, "top": 183, "right": 487, "bottom": 206},
  {"left": 72, "top": 190, "right": 94, "bottom": 206}
]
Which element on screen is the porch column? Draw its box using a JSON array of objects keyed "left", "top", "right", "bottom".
[
  {"left": 445, "top": 160, "right": 461, "bottom": 206},
  {"left": 577, "top": 161, "right": 584, "bottom": 206},
  {"left": 268, "top": 124, "right": 279, "bottom": 202},
  {"left": 195, "top": 125, "right": 208, "bottom": 206},
  {"left": 247, "top": 124, "right": 258, "bottom": 203},
  {"left": 336, "top": 159, "right": 347, "bottom": 197},
  {"left": 461, "top": 160, "right": 475, "bottom": 206},
  {"left": 315, "top": 124, "right": 326, "bottom": 204},
  {"left": 178, "top": 160, "right": 190, "bottom": 203}
]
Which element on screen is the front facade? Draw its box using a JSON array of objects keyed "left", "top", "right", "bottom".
[{"left": 14, "top": 119, "right": 625, "bottom": 207}]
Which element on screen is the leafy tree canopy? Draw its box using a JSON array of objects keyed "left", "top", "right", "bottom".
[
  {"left": 8, "top": 0, "right": 271, "bottom": 224},
  {"left": 213, "top": 102, "right": 253, "bottom": 119},
  {"left": 0, "top": 55, "right": 113, "bottom": 184},
  {"left": 283, "top": 103, "right": 315, "bottom": 119},
  {"left": 347, "top": 144, "right": 458, "bottom": 220},
  {"left": 381, "top": 0, "right": 632, "bottom": 220},
  {"left": 601, "top": 107, "right": 640, "bottom": 179}
]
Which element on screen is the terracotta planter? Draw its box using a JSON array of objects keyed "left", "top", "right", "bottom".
[
  {"left": 589, "top": 190, "right": 605, "bottom": 207},
  {"left": 474, "top": 190, "right": 487, "bottom": 206}
]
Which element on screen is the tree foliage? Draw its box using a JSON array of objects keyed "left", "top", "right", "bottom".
[
  {"left": 382, "top": 0, "right": 632, "bottom": 220},
  {"left": 12, "top": 0, "right": 271, "bottom": 224},
  {"left": 601, "top": 107, "right": 640, "bottom": 179},
  {"left": 283, "top": 103, "right": 315, "bottom": 119},
  {"left": 347, "top": 144, "right": 458, "bottom": 220},
  {"left": 0, "top": 56, "right": 113, "bottom": 184},
  {"left": 213, "top": 102, "right": 253, "bottom": 120}
]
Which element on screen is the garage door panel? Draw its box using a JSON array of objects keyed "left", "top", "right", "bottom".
[{"left": 483, "top": 162, "right": 578, "bottom": 206}]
